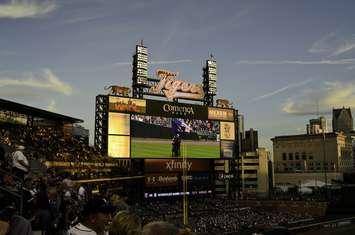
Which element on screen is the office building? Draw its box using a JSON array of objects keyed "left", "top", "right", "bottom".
[
  {"left": 272, "top": 132, "right": 352, "bottom": 186},
  {"left": 333, "top": 107, "right": 353, "bottom": 133},
  {"left": 242, "top": 128, "right": 258, "bottom": 152}
]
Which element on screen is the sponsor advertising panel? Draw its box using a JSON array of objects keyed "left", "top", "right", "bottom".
[
  {"left": 146, "top": 99, "right": 207, "bottom": 119},
  {"left": 145, "top": 173, "right": 179, "bottom": 187},
  {"left": 220, "top": 122, "right": 235, "bottom": 140},
  {"left": 109, "top": 96, "right": 146, "bottom": 114},
  {"left": 144, "top": 159, "right": 211, "bottom": 173},
  {"left": 108, "top": 113, "right": 130, "bottom": 135},
  {"left": 108, "top": 136, "right": 130, "bottom": 158},
  {"left": 208, "top": 107, "right": 234, "bottom": 121}
]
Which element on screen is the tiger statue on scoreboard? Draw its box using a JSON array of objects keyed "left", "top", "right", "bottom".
[{"left": 104, "top": 85, "right": 131, "bottom": 97}]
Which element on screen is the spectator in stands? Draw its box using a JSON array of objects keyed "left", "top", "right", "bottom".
[
  {"left": 142, "top": 221, "right": 180, "bottom": 235},
  {"left": 109, "top": 210, "right": 141, "bottom": 235},
  {"left": 78, "top": 185, "right": 87, "bottom": 202},
  {"left": 0, "top": 145, "right": 5, "bottom": 168},
  {"left": 34, "top": 178, "right": 51, "bottom": 234},
  {"left": 68, "top": 197, "right": 114, "bottom": 235},
  {"left": 110, "top": 195, "right": 129, "bottom": 212},
  {"left": 0, "top": 198, "right": 33, "bottom": 235},
  {"left": 11, "top": 145, "right": 29, "bottom": 180}
]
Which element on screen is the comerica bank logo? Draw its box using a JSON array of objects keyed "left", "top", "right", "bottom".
[
  {"left": 162, "top": 104, "right": 194, "bottom": 115},
  {"left": 165, "top": 160, "right": 192, "bottom": 171}
]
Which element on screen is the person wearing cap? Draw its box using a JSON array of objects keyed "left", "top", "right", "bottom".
[
  {"left": 11, "top": 145, "right": 29, "bottom": 180},
  {"left": 68, "top": 197, "right": 114, "bottom": 235}
]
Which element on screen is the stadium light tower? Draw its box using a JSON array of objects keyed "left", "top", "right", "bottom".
[
  {"left": 132, "top": 42, "right": 148, "bottom": 98},
  {"left": 203, "top": 55, "right": 217, "bottom": 106}
]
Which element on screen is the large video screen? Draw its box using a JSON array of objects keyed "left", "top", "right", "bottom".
[{"left": 131, "top": 115, "right": 220, "bottom": 158}]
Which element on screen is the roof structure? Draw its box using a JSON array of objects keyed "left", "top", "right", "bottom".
[
  {"left": 333, "top": 107, "right": 353, "bottom": 120},
  {"left": 271, "top": 132, "right": 343, "bottom": 142},
  {"left": 0, "top": 98, "right": 83, "bottom": 124}
]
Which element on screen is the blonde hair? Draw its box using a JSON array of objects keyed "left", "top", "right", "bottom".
[{"left": 109, "top": 210, "right": 142, "bottom": 235}]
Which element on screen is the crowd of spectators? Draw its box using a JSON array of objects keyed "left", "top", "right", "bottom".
[
  {"left": 0, "top": 123, "right": 134, "bottom": 181},
  {"left": 131, "top": 115, "right": 219, "bottom": 140},
  {"left": 131, "top": 198, "right": 312, "bottom": 234},
  {"left": 0, "top": 122, "right": 314, "bottom": 234}
]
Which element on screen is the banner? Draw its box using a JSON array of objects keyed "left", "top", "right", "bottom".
[
  {"left": 144, "top": 159, "right": 211, "bottom": 173},
  {"left": 145, "top": 173, "right": 179, "bottom": 187},
  {"left": 208, "top": 107, "right": 234, "bottom": 121},
  {"left": 146, "top": 99, "right": 208, "bottom": 119},
  {"left": 109, "top": 96, "right": 146, "bottom": 114}
]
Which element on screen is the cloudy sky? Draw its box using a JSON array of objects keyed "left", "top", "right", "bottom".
[{"left": 1, "top": 0, "right": 355, "bottom": 150}]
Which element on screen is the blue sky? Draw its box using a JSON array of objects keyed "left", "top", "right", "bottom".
[{"left": 1, "top": 0, "right": 355, "bottom": 150}]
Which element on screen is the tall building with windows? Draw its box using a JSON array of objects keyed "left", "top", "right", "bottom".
[
  {"left": 238, "top": 148, "right": 270, "bottom": 198},
  {"left": 271, "top": 132, "right": 353, "bottom": 186},
  {"left": 333, "top": 107, "right": 353, "bottom": 133},
  {"left": 242, "top": 128, "right": 258, "bottom": 152}
]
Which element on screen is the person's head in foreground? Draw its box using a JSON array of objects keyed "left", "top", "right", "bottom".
[
  {"left": 142, "top": 221, "right": 180, "bottom": 235},
  {"left": 109, "top": 210, "right": 141, "bottom": 235},
  {"left": 79, "top": 197, "right": 114, "bottom": 234}
]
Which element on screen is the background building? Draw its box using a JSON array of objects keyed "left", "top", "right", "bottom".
[
  {"left": 333, "top": 107, "right": 353, "bottom": 133},
  {"left": 238, "top": 114, "right": 245, "bottom": 140},
  {"left": 272, "top": 132, "right": 352, "bottom": 186},
  {"left": 238, "top": 147, "right": 270, "bottom": 199},
  {"left": 307, "top": 116, "right": 327, "bottom": 135},
  {"left": 242, "top": 128, "right": 258, "bottom": 152}
]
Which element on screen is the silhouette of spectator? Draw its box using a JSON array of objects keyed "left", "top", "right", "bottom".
[
  {"left": 109, "top": 210, "right": 141, "bottom": 235},
  {"left": 142, "top": 221, "right": 180, "bottom": 235}
]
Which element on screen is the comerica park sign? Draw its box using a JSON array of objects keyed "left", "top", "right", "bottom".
[{"left": 150, "top": 69, "right": 205, "bottom": 101}]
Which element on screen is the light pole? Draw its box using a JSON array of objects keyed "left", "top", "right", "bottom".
[{"left": 322, "top": 130, "right": 328, "bottom": 201}]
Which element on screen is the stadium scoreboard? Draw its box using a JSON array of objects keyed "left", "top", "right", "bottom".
[{"left": 106, "top": 96, "right": 236, "bottom": 159}]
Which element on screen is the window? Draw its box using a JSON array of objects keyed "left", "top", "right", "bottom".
[
  {"left": 289, "top": 153, "right": 293, "bottom": 160},
  {"left": 302, "top": 152, "right": 307, "bottom": 160},
  {"left": 295, "top": 152, "right": 300, "bottom": 160},
  {"left": 282, "top": 153, "right": 287, "bottom": 160}
]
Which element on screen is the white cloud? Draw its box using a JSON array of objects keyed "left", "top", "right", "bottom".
[
  {"left": 0, "top": 0, "right": 57, "bottom": 19},
  {"left": 251, "top": 79, "right": 312, "bottom": 102},
  {"left": 62, "top": 15, "right": 105, "bottom": 24},
  {"left": 47, "top": 99, "right": 57, "bottom": 112},
  {"left": 282, "top": 80, "right": 355, "bottom": 115},
  {"left": 236, "top": 59, "right": 355, "bottom": 65},
  {"left": 332, "top": 43, "right": 355, "bottom": 56},
  {"left": 309, "top": 31, "right": 355, "bottom": 57},
  {"left": 0, "top": 68, "right": 73, "bottom": 95}
]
